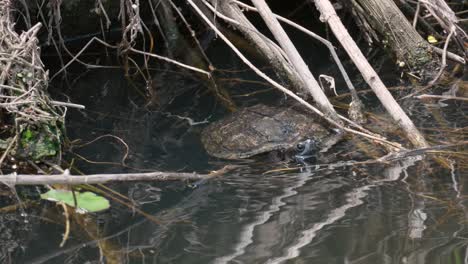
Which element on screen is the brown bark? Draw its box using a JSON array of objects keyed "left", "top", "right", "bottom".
[{"left": 347, "top": 0, "right": 439, "bottom": 78}]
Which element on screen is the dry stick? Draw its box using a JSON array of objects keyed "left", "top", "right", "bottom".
[
  {"left": 250, "top": 0, "right": 340, "bottom": 123},
  {"left": 59, "top": 203, "right": 70, "bottom": 248},
  {"left": 50, "top": 37, "right": 210, "bottom": 81},
  {"left": 128, "top": 47, "right": 211, "bottom": 77},
  {"left": 50, "top": 100, "right": 85, "bottom": 109},
  {"left": 416, "top": 94, "right": 468, "bottom": 101},
  {"left": 96, "top": 0, "right": 111, "bottom": 30},
  {"left": 314, "top": 0, "right": 429, "bottom": 148},
  {"left": 412, "top": 1, "right": 421, "bottom": 28},
  {"left": 0, "top": 135, "right": 17, "bottom": 169},
  {"left": 188, "top": 0, "right": 401, "bottom": 149},
  {"left": 432, "top": 46, "right": 465, "bottom": 65},
  {"left": 429, "top": 25, "right": 455, "bottom": 86},
  {"left": 0, "top": 165, "right": 236, "bottom": 186}
]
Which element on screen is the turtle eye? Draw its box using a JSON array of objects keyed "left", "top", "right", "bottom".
[{"left": 296, "top": 143, "right": 305, "bottom": 151}]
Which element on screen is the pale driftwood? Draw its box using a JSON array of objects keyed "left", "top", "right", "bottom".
[
  {"left": 0, "top": 166, "right": 237, "bottom": 186},
  {"left": 314, "top": 0, "right": 429, "bottom": 148},
  {"left": 250, "top": 0, "right": 340, "bottom": 122}
]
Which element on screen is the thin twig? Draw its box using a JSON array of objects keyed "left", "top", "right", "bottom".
[
  {"left": 412, "top": 1, "right": 421, "bottom": 28},
  {"left": 59, "top": 202, "right": 70, "bottom": 248},
  {"left": 50, "top": 37, "right": 211, "bottom": 81},
  {"left": 50, "top": 100, "right": 85, "bottom": 109},
  {"left": 0, "top": 135, "right": 17, "bottom": 169},
  {"left": 432, "top": 46, "right": 465, "bottom": 64},
  {"left": 429, "top": 25, "right": 455, "bottom": 86}
]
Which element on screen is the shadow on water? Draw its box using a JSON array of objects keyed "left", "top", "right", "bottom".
[{"left": 5, "top": 50, "right": 467, "bottom": 263}]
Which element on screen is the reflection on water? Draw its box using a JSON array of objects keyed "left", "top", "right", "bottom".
[{"left": 8, "top": 66, "right": 466, "bottom": 264}]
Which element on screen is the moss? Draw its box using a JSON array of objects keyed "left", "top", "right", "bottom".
[{"left": 19, "top": 123, "right": 62, "bottom": 161}]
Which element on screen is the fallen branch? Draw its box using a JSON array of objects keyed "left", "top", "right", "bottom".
[
  {"left": 0, "top": 165, "right": 237, "bottom": 186},
  {"left": 250, "top": 0, "right": 341, "bottom": 122},
  {"left": 314, "top": 0, "right": 429, "bottom": 148},
  {"left": 416, "top": 94, "right": 468, "bottom": 101}
]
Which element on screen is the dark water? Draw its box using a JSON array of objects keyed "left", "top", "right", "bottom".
[{"left": 3, "top": 47, "right": 467, "bottom": 263}]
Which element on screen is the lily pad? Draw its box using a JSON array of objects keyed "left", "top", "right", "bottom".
[{"left": 41, "top": 189, "right": 110, "bottom": 213}]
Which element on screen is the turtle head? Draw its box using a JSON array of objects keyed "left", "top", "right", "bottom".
[{"left": 294, "top": 139, "right": 317, "bottom": 161}]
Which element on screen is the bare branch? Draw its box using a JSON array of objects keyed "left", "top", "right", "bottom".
[
  {"left": 314, "top": 0, "right": 429, "bottom": 148},
  {"left": 1, "top": 165, "right": 238, "bottom": 186}
]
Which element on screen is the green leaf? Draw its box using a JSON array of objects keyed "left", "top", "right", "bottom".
[
  {"left": 23, "top": 129, "right": 33, "bottom": 141},
  {"left": 41, "top": 189, "right": 110, "bottom": 213}
]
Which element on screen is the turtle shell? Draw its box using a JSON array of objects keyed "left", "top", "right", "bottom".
[{"left": 201, "top": 104, "right": 329, "bottom": 159}]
